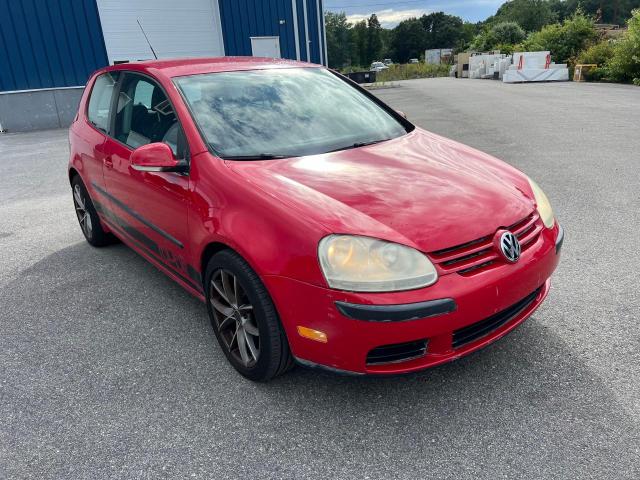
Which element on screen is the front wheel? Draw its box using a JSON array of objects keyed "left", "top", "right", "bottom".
[
  {"left": 205, "top": 250, "right": 293, "bottom": 381},
  {"left": 71, "top": 175, "right": 116, "bottom": 247}
]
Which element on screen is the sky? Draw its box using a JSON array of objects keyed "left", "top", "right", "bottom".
[{"left": 324, "top": 0, "right": 507, "bottom": 27}]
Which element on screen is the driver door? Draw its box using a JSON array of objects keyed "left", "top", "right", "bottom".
[{"left": 102, "top": 72, "right": 192, "bottom": 283}]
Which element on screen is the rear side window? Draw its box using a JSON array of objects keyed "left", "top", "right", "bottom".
[{"left": 87, "top": 72, "right": 118, "bottom": 132}]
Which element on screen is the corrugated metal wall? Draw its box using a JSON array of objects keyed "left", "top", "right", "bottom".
[
  {"left": 219, "top": 0, "right": 326, "bottom": 64},
  {"left": 0, "top": 0, "right": 325, "bottom": 94},
  {"left": 0, "top": 0, "right": 108, "bottom": 92}
]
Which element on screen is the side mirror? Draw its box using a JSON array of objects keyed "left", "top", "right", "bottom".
[
  {"left": 396, "top": 110, "right": 407, "bottom": 119},
  {"left": 131, "top": 143, "right": 187, "bottom": 173}
]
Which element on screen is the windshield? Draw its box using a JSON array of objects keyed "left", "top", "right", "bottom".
[{"left": 174, "top": 67, "right": 408, "bottom": 159}]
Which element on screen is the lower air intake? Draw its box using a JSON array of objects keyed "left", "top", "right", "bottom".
[
  {"left": 452, "top": 287, "right": 542, "bottom": 349},
  {"left": 366, "top": 339, "right": 428, "bottom": 365}
]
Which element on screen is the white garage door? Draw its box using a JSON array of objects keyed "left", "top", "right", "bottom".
[{"left": 96, "top": 0, "right": 225, "bottom": 64}]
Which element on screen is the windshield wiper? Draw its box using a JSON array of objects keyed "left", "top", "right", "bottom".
[
  {"left": 222, "top": 153, "right": 289, "bottom": 160},
  {"left": 328, "top": 138, "right": 390, "bottom": 153}
]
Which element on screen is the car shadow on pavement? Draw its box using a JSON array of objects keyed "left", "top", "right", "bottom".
[{"left": 2, "top": 242, "right": 638, "bottom": 478}]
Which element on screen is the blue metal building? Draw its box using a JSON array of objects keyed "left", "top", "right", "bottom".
[{"left": 0, "top": 0, "right": 327, "bottom": 132}]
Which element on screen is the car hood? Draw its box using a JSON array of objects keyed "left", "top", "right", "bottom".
[{"left": 225, "top": 128, "right": 534, "bottom": 252}]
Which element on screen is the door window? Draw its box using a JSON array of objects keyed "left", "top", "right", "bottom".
[
  {"left": 113, "top": 74, "right": 182, "bottom": 157},
  {"left": 87, "top": 72, "right": 118, "bottom": 132}
]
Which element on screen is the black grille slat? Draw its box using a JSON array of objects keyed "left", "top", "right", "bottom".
[
  {"left": 432, "top": 235, "right": 492, "bottom": 256},
  {"left": 442, "top": 248, "right": 492, "bottom": 266},
  {"left": 458, "top": 260, "right": 496, "bottom": 275},
  {"left": 452, "top": 287, "right": 542, "bottom": 349},
  {"left": 517, "top": 223, "right": 535, "bottom": 238},
  {"left": 366, "top": 340, "right": 428, "bottom": 365},
  {"left": 429, "top": 212, "right": 540, "bottom": 277}
]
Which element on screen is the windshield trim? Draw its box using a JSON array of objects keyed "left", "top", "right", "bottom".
[
  {"left": 172, "top": 67, "right": 415, "bottom": 160},
  {"left": 329, "top": 69, "right": 415, "bottom": 134}
]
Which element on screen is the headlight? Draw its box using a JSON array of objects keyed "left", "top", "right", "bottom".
[
  {"left": 318, "top": 235, "right": 438, "bottom": 292},
  {"left": 528, "top": 177, "right": 555, "bottom": 229}
]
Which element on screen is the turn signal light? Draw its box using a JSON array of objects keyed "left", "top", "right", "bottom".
[{"left": 297, "top": 326, "right": 328, "bottom": 343}]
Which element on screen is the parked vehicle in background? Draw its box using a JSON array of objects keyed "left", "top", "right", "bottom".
[
  {"left": 68, "top": 57, "right": 562, "bottom": 382},
  {"left": 370, "top": 61, "right": 389, "bottom": 72},
  {"left": 409, "top": 58, "right": 420, "bottom": 64},
  {"left": 383, "top": 59, "right": 394, "bottom": 65}
]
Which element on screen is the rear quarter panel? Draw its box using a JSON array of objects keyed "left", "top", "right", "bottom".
[{"left": 68, "top": 74, "right": 107, "bottom": 196}]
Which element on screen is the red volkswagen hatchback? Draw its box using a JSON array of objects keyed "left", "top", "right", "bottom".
[{"left": 69, "top": 57, "right": 563, "bottom": 381}]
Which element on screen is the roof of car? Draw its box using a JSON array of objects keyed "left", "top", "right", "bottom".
[{"left": 106, "top": 56, "right": 319, "bottom": 78}]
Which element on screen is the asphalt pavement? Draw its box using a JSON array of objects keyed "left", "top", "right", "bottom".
[{"left": 1, "top": 78, "right": 639, "bottom": 479}]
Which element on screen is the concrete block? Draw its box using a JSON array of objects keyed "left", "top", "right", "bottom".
[
  {"left": 503, "top": 68, "right": 569, "bottom": 83},
  {"left": 0, "top": 87, "right": 83, "bottom": 132},
  {"left": 54, "top": 89, "right": 83, "bottom": 126}
]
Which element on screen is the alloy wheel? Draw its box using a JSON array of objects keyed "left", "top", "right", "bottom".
[
  {"left": 210, "top": 270, "right": 260, "bottom": 367},
  {"left": 73, "top": 184, "right": 93, "bottom": 238}
]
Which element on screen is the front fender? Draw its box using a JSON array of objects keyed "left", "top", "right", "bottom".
[{"left": 188, "top": 152, "right": 330, "bottom": 287}]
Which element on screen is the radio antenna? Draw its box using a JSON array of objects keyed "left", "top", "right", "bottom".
[{"left": 137, "top": 19, "right": 158, "bottom": 60}]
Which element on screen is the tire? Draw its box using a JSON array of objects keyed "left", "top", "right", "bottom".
[
  {"left": 205, "top": 250, "right": 294, "bottom": 382},
  {"left": 71, "top": 175, "right": 116, "bottom": 247}
]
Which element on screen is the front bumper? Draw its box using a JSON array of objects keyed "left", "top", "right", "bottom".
[{"left": 263, "top": 224, "right": 562, "bottom": 375}]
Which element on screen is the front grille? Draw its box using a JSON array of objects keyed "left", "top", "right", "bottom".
[
  {"left": 428, "top": 212, "right": 543, "bottom": 277},
  {"left": 452, "top": 287, "right": 542, "bottom": 349},
  {"left": 366, "top": 339, "right": 428, "bottom": 365}
]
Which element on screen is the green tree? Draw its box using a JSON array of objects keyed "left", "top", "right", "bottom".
[
  {"left": 607, "top": 9, "right": 640, "bottom": 82},
  {"left": 351, "top": 20, "right": 368, "bottom": 67},
  {"left": 520, "top": 13, "right": 598, "bottom": 64},
  {"left": 390, "top": 18, "right": 426, "bottom": 62},
  {"left": 459, "top": 22, "right": 482, "bottom": 50},
  {"left": 564, "top": 0, "right": 640, "bottom": 25},
  {"left": 472, "top": 21, "right": 526, "bottom": 51},
  {"left": 547, "top": 0, "right": 575, "bottom": 22},
  {"left": 420, "top": 12, "right": 465, "bottom": 49},
  {"left": 493, "top": 20, "right": 528, "bottom": 44},
  {"left": 379, "top": 28, "right": 393, "bottom": 59},
  {"left": 325, "top": 12, "right": 352, "bottom": 68},
  {"left": 490, "top": 0, "right": 557, "bottom": 31},
  {"left": 366, "top": 14, "right": 383, "bottom": 64}
]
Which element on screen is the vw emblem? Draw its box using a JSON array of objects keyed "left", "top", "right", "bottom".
[{"left": 499, "top": 231, "right": 521, "bottom": 263}]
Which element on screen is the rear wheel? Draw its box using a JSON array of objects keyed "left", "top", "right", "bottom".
[
  {"left": 71, "top": 176, "right": 115, "bottom": 247},
  {"left": 205, "top": 250, "right": 293, "bottom": 381}
]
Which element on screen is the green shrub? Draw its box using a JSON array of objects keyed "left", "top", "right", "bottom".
[
  {"left": 492, "top": 22, "right": 527, "bottom": 45},
  {"left": 576, "top": 40, "right": 616, "bottom": 66},
  {"left": 582, "top": 66, "right": 610, "bottom": 81},
  {"left": 339, "top": 65, "right": 369, "bottom": 74},
  {"left": 576, "top": 40, "right": 616, "bottom": 80},
  {"left": 494, "top": 43, "right": 517, "bottom": 55},
  {"left": 376, "top": 63, "right": 450, "bottom": 82},
  {"left": 607, "top": 10, "right": 640, "bottom": 84},
  {"left": 519, "top": 13, "right": 598, "bottom": 65}
]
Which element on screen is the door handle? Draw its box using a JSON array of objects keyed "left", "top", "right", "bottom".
[{"left": 104, "top": 156, "right": 113, "bottom": 169}]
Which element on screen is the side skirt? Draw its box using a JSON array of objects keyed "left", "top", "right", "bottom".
[{"left": 93, "top": 198, "right": 205, "bottom": 302}]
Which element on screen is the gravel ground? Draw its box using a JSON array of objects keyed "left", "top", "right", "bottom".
[{"left": 1, "top": 78, "right": 639, "bottom": 479}]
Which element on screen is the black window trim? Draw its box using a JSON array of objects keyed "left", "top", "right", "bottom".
[
  {"left": 172, "top": 75, "right": 225, "bottom": 159},
  {"left": 329, "top": 68, "right": 416, "bottom": 134},
  {"left": 91, "top": 69, "right": 191, "bottom": 167},
  {"left": 85, "top": 71, "right": 120, "bottom": 135}
]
